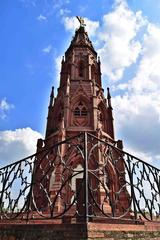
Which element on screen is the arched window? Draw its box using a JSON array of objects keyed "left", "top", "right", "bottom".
[
  {"left": 78, "top": 61, "right": 84, "bottom": 77},
  {"left": 81, "top": 107, "right": 87, "bottom": 116},
  {"left": 91, "top": 64, "right": 96, "bottom": 80},
  {"left": 74, "top": 102, "right": 88, "bottom": 117},
  {"left": 67, "top": 64, "right": 71, "bottom": 75},
  {"left": 74, "top": 107, "right": 80, "bottom": 116}
]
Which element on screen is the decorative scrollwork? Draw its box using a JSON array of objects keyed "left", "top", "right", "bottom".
[{"left": 0, "top": 132, "right": 159, "bottom": 223}]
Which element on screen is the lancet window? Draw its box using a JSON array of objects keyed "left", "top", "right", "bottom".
[
  {"left": 78, "top": 61, "right": 84, "bottom": 77},
  {"left": 73, "top": 102, "right": 88, "bottom": 117},
  {"left": 91, "top": 64, "right": 96, "bottom": 80}
]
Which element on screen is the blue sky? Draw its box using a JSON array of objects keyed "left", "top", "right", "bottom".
[{"left": 0, "top": 0, "right": 160, "bottom": 168}]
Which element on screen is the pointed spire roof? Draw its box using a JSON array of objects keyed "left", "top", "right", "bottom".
[{"left": 65, "top": 21, "right": 97, "bottom": 56}]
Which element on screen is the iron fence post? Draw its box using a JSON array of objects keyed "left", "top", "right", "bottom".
[
  {"left": 127, "top": 155, "right": 137, "bottom": 221},
  {"left": 84, "top": 132, "right": 89, "bottom": 223}
]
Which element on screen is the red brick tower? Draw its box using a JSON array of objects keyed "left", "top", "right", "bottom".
[
  {"left": 45, "top": 27, "right": 114, "bottom": 141},
  {"left": 33, "top": 19, "right": 130, "bottom": 220}
]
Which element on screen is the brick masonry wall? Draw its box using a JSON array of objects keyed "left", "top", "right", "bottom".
[
  {"left": 0, "top": 222, "right": 160, "bottom": 240},
  {"left": 88, "top": 222, "right": 160, "bottom": 240},
  {"left": 0, "top": 223, "right": 87, "bottom": 240},
  {"left": 88, "top": 230, "right": 160, "bottom": 240}
]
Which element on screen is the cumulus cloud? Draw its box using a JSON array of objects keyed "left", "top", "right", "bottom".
[
  {"left": 0, "top": 128, "right": 42, "bottom": 167},
  {"left": 98, "top": 0, "right": 146, "bottom": 81},
  {"left": 128, "top": 23, "right": 160, "bottom": 94},
  {"left": 0, "top": 98, "right": 14, "bottom": 120},
  {"left": 42, "top": 44, "right": 52, "bottom": 54},
  {"left": 112, "top": 21, "right": 160, "bottom": 165},
  {"left": 113, "top": 94, "right": 160, "bottom": 162},
  {"left": 37, "top": 14, "right": 47, "bottom": 21}
]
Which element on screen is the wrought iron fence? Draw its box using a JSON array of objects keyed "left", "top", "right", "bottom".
[{"left": 0, "top": 132, "right": 160, "bottom": 223}]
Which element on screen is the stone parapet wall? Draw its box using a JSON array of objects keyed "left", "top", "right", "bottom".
[
  {"left": 88, "top": 222, "right": 160, "bottom": 240},
  {"left": 88, "top": 231, "right": 160, "bottom": 240},
  {"left": 0, "top": 223, "right": 87, "bottom": 240},
  {"left": 0, "top": 222, "right": 160, "bottom": 240}
]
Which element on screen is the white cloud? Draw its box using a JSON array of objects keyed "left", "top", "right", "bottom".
[
  {"left": 114, "top": 0, "right": 127, "bottom": 7},
  {"left": 42, "top": 0, "right": 71, "bottom": 18},
  {"left": 97, "top": 1, "right": 146, "bottom": 81},
  {"left": 113, "top": 94, "right": 160, "bottom": 160},
  {"left": 0, "top": 128, "right": 42, "bottom": 167},
  {"left": 63, "top": 16, "right": 78, "bottom": 32},
  {"left": 128, "top": 23, "right": 160, "bottom": 94},
  {"left": 37, "top": 14, "right": 47, "bottom": 21},
  {"left": 59, "top": 8, "right": 71, "bottom": 16},
  {"left": 54, "top": 55, "right": 62, "bottom": 88},
  {"left": 52, "top": 0, "right": 70, "bottom": 11},
  {"left": 113, "top": 23, "right": 160, "bottom": 144},
  {"left": 19, "top": 0, "right": 36, "bottom": 7},
  {"left": 112, "top": 22, "right": 160, "bottom": 163},
  {"left": 42, "top": 44, "right": 52, "bottom": 54},
  {"left": 0, "top": 98, "right": 14, "bottom": 120},
  {"left": 86, "top": 19, "right": 99, "bottom": 37},
  {"left": 63, "top": 16, "right": 99, "bottom": 37},
  {"left": 0, "top": 98, "right": 12, "bottom": 110},
  {"left": 124, "top": 144, "right": 153, "bottom": 163}
]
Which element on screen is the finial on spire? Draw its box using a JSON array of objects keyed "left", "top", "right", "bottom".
[
  {"left": 76, "top": 16, "right": 86, "bottom": 27},
  {"left": 107, "top": 87, "right": 112, "bottom": 109},
  {"left": 50, "top": 86, "right": 54, "bottom": 97},
  {"left": 107, "top": 87, "right": 111, "bottom": 99},
  {"left": 49, "top": 86, "right": 54, "bottom": 107},
  {"left": 61, "top": 56, "right": 64, "bottom": 63}
]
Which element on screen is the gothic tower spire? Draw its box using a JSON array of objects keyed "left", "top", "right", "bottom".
[{"left": 44, "top": 18, "right": 114, "bottom": 140}]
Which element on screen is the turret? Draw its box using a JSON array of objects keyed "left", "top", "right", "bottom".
[
  {"left": 107, "top": 87, "right": 112, "bottom": 109},
  {"left": 49, "top": 86, "right": 54, "bottom": 108}
]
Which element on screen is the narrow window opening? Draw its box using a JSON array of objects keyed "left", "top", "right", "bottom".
[
  {"left": 74, "top": 102, "right": 88, "bottom": 117},
  {"left": 81, "top": 107, "right": 87, "bottom": 116},
  {"left": 91, "top": 64, "right": 96, "bottom": 80},
  {"left": 79, "top": 61, "right": 84, "bottom": 77},
  {"left": 74, "top": 107, "right": 81, "bottom": 116}
]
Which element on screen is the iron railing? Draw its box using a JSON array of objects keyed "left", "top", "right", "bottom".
[{"left": 0, "top": 132, "right": 160, "bottom": 223}]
